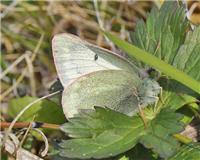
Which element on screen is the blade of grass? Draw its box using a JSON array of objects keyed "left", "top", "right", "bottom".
[{"left": 104, "top": 32, "right": 200, "bottom": 94}]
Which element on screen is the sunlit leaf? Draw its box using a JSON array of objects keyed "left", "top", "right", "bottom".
[
  {"left": 169, "top": 143, "right": 200, "bottom": 160},
  {"left": 129, "top": 1, "right": 200, "bottom": 108},
  {"left": 158, "top": 78, "right": 199, "bottom": 111},
  {"left": 8, "top": 96, "right": 66, "bottom": 124},
  {"left": 59, "top": 107, "right": 145, "bottom": 159},
  {"left": 140, "top": 109, "right": 184, "bottom": 158},
  {"left": 104, "top": 29, "right": 200, "bottom": 94},
  {"left": 130, "top": 1, "right": 188, "bottom": 68},
  {"left": 173, "top": 26, "right": 200, "bottom": 82}
]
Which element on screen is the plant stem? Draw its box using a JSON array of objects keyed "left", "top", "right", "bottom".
[{"left": 1, "top": 122, "right": 60, "bottom": 130}]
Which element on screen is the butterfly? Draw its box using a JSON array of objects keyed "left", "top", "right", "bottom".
[{"left": 52, "top": 33, "right": 161, "bottom": 119}]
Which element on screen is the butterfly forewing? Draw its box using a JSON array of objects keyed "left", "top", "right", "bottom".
[{"left": 52, "top": 33, "right": 139, "bottom": 87}]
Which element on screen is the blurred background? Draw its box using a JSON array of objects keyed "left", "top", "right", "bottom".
[{"left": 1, "top": 0, "right": 157, "bottom": 109}]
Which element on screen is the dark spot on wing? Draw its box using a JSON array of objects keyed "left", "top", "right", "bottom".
[{"left": 94, "top": 54, "right": 98, "bottom": 61}]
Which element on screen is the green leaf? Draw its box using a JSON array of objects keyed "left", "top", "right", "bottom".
[
  {"left": 173, "top": 26, "right": 200, "bottom": 82},
  {"left": 62, "top": 70, "right": 160, "bottom": 119},
  {"left": 59, "top": 107, "right": 145, "bottom": 159},
  {"left": 130, "top": 2, "right": 188, "bottom": 67},
  {"left": 108, "top": 1, "right": 200, "bottom": 109},
  {"left": 128, "top": 2, "right": 200, "bottom": 111},
  {"left": 104, "top": 31, "right": 200, "bottom": 94},
  {"left": 8, "top": 96, "right": 66, "bottom": 124},
  {"left": 140, "top": 108, "right": 184, "bottom": 158},
  {"left": 116, "top": 144, "right": 159, "bottom": 160},
  {"left": 158, "top": 78, "right": 199, "bottom": 111},
  {"left": 169, "top": 143, "right": 200, "bottom": 160}
]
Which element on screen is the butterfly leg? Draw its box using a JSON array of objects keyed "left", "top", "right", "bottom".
[
  {"left": 153, "top": 87, "right": 163, "bottom": 112},
  {"left": 133, "top": 90, "right": 147, "bottom": 128},
  {"left": 153, "top": 96, "right": 159, "bottom": 113},
  {"left": 158, "top": 87, "right": 164, "bottom": 104},
  {"left": 138, "top": 104, "right": 147, "bottom": 128}
]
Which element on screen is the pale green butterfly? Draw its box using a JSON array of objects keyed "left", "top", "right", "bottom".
[{"left": 52, "top": 33, "right": 160, "bottom": 119}]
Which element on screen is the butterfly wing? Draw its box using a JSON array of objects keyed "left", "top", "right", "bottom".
[
  {"left": 52, "top": 33, "right": 161, "bottom": 119},
  {"left": 62, "top": 70, "right": 141, "bottom": 118},
  {"left": 52, "top": 33, "right": 139, "bottom": 86}
]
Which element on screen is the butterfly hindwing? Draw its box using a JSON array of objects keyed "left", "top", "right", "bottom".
[{"left": 61, "top": 70, "right": 141, "bottom": 118}]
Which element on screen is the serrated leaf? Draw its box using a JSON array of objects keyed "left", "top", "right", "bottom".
[
  {"left": 62, "top": 70, "right": 160, "bottom": 119},
  {"left": 130, "top": 2, "right": 188, "bottom": 67},
  {"left": 158, "top": 78, "right": 199, "bottom": 111},
  {"left": 140, "top": 109, "right": 184, "bottom": 158},
  {"left": 104, "top": 31, "right": 200, "bottom": 94},
  {"left": 103, "top": 3, "right": 200, "bottom": 94},
  {"left": 168, "top": 143, "right": 200, "bottom": 160},
  {"left": 116, "top": 144, "right": 159, "bottom": 160},
  {"left": 173, "top": 26, "right": 200, "bottom": 82},
  {"left": 59, "top": 107, "right": 145, "bottom": 159},
  {"left": 8, "top": 96, "right": 66, "bottom": 124},
  {"left": 129, "top": 1, "right": 200, "bottom": 107}
]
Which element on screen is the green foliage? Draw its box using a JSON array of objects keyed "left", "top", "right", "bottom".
[
  {"left": 116, "top": 144, "right": 159, "bottom": 160},
  {"left": 59, "top": 107, "right": 185, "bottom": 159},
  {"left": 129, "top": 1, "right": 200, "bottom": 111},
  {"left": 104, "top": 31, "right": 200, "bottom": 94},
  {"left": 168, "top": 143, "right": 200, "bottom": 160},
  {"left": 158, "top": 78, "right": 199, "bottom": 111},
  {"left": 104, "top": 2, "right": 200, "bottom": 94},
  {"left": 8, "top": 96, "right": 66, "bottom": 124},
  {"left": 130, "top": 1, "right": 188, "bottom": 67},
  {"left": 173, "top": 26, "right": 200, "bottom": 82},
  {"left": 59, "top": 107, "right": 145, "bottom": 159},
  {"left": 140, "top": 109, "right": 184, "bottom": 158}
]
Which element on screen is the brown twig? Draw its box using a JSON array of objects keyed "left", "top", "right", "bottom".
[{"left": 1, "top": 121, "right": 60, "bottom": 130}]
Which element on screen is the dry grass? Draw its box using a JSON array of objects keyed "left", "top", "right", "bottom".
[{"left": 1, "top": 0, "right": 154, "bottom": 105}]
